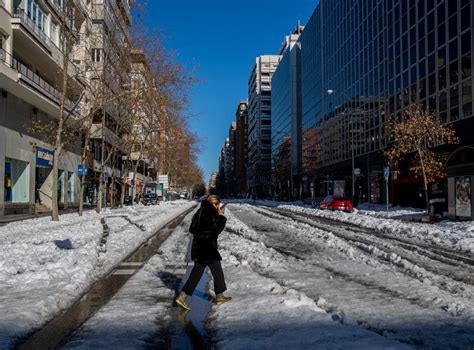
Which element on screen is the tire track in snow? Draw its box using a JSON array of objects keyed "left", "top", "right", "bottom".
[{"left": 224, "top": 204, "right": 474, "bottom": 349}]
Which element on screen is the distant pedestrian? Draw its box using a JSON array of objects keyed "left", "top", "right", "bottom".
[{"left": 175, "top": 195, "right": 231, "bottom": 310}]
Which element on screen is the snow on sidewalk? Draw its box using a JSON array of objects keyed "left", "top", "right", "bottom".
[
  {"left": 244, "top": 199, "right": 474, "bottom": 255},
  {"left": 0, "top": 200, "right": 194, "bottom": 349}
]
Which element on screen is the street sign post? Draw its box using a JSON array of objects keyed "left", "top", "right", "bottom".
[{"left": 384, "top": 167, "right": 390, "bottom": 211}]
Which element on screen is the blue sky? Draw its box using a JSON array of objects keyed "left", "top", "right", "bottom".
[{"left": 139, "top": 0, "right": 319, "bottom": 182}]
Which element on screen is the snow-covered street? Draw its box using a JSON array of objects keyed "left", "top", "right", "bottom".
[{"left": 2, "top": 201, "right": 474, "bottom": 349}]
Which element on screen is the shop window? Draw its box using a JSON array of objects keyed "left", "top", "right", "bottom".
[
  {"left": 58, "top": 170, "right": 64, "bottom": 204},
  {"left": 67, "top": 171, "right": 74, "bottom": 203},
  {"left": 449, "top": 15, "right": 458, "bottom": 40},
  {"left": 4, "top": 158, "right": 29, "bottom": 203}
]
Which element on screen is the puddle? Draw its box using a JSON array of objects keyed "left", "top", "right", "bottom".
[
  {"left": 147, "top": 261, "right": 213, "bottom": 349},
  {"left": 15, "top": 206, "right": 196, "bottom": 350}
]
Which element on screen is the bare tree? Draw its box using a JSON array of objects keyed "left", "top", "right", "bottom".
[{"left": 385, "top": 103, "right": 459, "bottom": 210}]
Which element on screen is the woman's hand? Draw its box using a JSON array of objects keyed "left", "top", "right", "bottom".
[{"left": 218, "top": 203, "right": 227, "bottom": 215}]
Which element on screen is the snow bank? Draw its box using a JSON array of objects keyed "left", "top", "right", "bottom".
[
  {"left": 240, "top": 199, "right": 474, "bottom": 255},
  {"left": 0, "top": 201, "right": 194, "bottom": 349}
]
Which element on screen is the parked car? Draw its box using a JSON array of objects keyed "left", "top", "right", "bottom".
[
  {"left": 124, "top": 196, "right": 133, "bottom": 206},
  {"left": 319, "top": 195, "right": 353, "bottom": 213},
  {"left": 142, "top": 192, "right": 159, "bottom": 205}
]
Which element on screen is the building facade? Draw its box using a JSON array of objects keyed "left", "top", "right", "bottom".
[
  {"left": 234, "top": 100, "right": 248, "bottom": 195},
  {"left": 0, "top": 0, "right": 87, "bottom": 216},
  {"left": 0, "top": 0, "right": 134, "bottom": 216},
  {"left": 293, "top": 0, "right": 473, "bottom": 207},
  {"left": 247, "top": 55, "right": 281, "bottom": 198},
  {"left": 271, "top": 24, "right": 303, "bottom": 201}
]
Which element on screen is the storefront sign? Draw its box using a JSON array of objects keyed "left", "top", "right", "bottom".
[
  {"left": 78, "top": 165, "right": 88, "bottom": 176},
  {"left": 36, "top": 147, "right": 54, "bottom": 168},
  {"left": 455, "top": 176, "right": 471, "bottom": 218}
]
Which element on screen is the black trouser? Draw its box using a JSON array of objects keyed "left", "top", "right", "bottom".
[{"left": 182, "top": 261, "right": 227, "bottom": 296}]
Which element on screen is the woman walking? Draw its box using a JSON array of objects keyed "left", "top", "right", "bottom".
[{"left": 175, "top": 195, "right": 231, "bottom": 310}]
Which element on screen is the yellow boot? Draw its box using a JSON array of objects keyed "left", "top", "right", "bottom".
[
  {"left": 215, "top": 293, "right": 232, "bottom": 305},
  {"left": 175, "top": 291, "right": 191, "bottom": 310}
]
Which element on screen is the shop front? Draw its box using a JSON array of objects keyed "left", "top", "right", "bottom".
[{"left": 447, "top": 145, "right": 474, "bottom": 220}]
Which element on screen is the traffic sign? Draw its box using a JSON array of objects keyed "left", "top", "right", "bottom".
[{"left": 384, "top": 167, "right": 389, "bottom": 180}]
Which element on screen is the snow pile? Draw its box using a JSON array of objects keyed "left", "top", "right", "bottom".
[
  {"left": 245, "top": 199, "right": 474, "bottom": 254},
  {"left": 0, "top": 201, "right": 194, "bottom": 349}
]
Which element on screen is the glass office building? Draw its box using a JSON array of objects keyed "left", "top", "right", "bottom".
[
  {"left": 271, "top": 26, "right": 303, "bottom": 200},
  {"left": 293, "top": 0, "right": 473, "bottom": 205}
]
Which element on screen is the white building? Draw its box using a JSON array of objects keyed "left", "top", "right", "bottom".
[
  {"left": 0, "top": 0, "right": 87, "bottom": 216},
  {"left": 247, "top": 55, "right": 281, "bottom": 198},
  {"left": 0, "top": 0, "right": 133, "bottom": 216}
]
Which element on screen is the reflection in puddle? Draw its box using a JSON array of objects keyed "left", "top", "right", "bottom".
[{"left": 149, "top": 263, "right": 213, "bottom": 349}]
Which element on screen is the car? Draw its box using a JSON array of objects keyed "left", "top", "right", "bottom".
[
  {"left": 319, "top": 195, "right": 353, "bottom": 213},
  {"left": 141, "top": 192, "right": 159, "bottom": 205}
]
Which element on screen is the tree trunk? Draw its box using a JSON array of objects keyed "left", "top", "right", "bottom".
[
  {"left": 79, "top": 124, "right": 91, "bottom": 216},
  {"left": 418, "top": 149, "right": 430, "bottom": 211},
  {"left": 51, "top": 30, "right": 70, "bottom": 221}
]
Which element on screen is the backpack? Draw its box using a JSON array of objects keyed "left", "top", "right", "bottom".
[{"left": 189, "top": 209, "right": 202, "bottom": 235}]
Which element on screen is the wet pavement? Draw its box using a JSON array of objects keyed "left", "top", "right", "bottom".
[
  {"left": 15, "top": 206, "right": 196, "bottom": 350},
  {"left": 149, "top": 264, "right": 213, "bottom": 349}
]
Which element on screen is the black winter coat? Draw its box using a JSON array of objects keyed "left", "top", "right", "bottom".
[{"left": 190, "top": 200, "right": 227, "bottom": 263}]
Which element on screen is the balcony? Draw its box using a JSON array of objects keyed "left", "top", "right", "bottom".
[
  {"left": 0, "top": 48, "right": 79, "bottom": 115},
  {"left": 11, "top": 8, "right": 51, "bottom": 51},
  {"left": 90, "top": 123, "right": 125, "bottom": 153}
]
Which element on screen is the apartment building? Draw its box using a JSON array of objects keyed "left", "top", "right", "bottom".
[
  {"left": 0, "top": 0, "right": 134, "bottom": 216},
  {"left": 247, "top": 55, "right": 281, "bottom": 198},
  {"left": 80, "top": 0, "right": 132, "bottom": 207},
  {"left": 0, "top": 0, "right": 87, "bottom": 216}
]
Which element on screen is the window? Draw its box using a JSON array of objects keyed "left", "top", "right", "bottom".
[
  {"left": 50, "top": 22, "right": 59, "bottom": 46},
  {"left": 27, "top": 1, "right": 46, "bottom": 33},
  {"left": 4, "top": 158, "right": 30, "bottom": 203},
  {"left": 92, "top": 48, "right": 104, "bottom": 63}
]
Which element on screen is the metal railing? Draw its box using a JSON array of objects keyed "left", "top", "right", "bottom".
[
  {"left": 0, "top": 48, "right": 77, "bottom": 112},
  {"left": 12, "top": 8, "right": 50, "bottom": 49}
]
